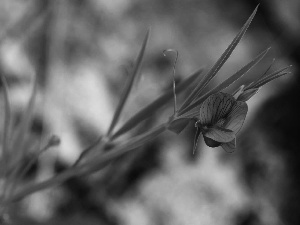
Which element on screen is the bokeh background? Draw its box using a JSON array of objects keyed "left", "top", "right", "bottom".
[{"left": 0, "top": 0, "right": 299, "bottom": 224}]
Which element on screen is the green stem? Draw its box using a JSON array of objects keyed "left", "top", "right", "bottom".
[
  {"left": 3, "top": 123, "right": 168, "bottom": 205},
  {"left": 0, "top": 74, "right": 11, "bottom": 203}
]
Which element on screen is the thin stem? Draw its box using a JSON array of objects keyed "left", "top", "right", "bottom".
[
  {"left": 4, "top": 123, "right": 168, "bottom": 205},
  {"left": 163, "top": 49, "right": 178, "bottom": 114},
  {"left": 72, "top": 136, "right": 102, "bottom": 167},
  {"left": 13, "top": 138, "right": 58, "bottom": 186},
  {"left": 4, "top": 74, "right": 38, "bottom": 205},
  {"left": 0, "top": 74, "right": 11, "bottom": 179},
  {"left": 106, "top": 29, "right": 150, "bottom": 137},
  {"left": 193, "top": 122, "right": 202, "bottom": 154},
  {"left": 0, "top": 74, "right": 11, "bottom": 208}
]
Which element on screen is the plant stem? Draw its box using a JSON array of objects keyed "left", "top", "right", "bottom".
[{"left": 3, "top": 123, "right": 168, "bottom": 205}]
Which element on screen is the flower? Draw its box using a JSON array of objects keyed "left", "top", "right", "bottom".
[{"left": 194, "top": 92, "right": 248, "bottom": 152}]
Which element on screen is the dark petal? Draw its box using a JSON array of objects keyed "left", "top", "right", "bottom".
[
  {"left": 198, "top": 93, "right": 235, "bottom": 125},
  {"left": 223, "top": 101, "right": 248, "bottom": 134},
  {"left": 203, "top": 126, "right": 235, "bottom": 143},
  {"left": 203, "top": 136, "right": 222, "bottom": 148}
]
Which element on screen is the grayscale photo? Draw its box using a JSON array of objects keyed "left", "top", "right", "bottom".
[{"left": 0, "top": 0, "right": 298, "bottom": 225}]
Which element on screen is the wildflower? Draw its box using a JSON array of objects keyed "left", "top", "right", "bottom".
[{"left": 194, "top": 92, "right": 248, "bottom": 152}]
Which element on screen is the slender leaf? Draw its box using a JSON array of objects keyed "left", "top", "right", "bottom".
[
  {"left": 107, "top": 29, "right": 150, "bottom": 136},
  {"left": 261, "top": 65, "right": 290, "bottom": 80},
  {"left": 15, "top": 137, "right": 58, "bottom": 182},
  {"left": 111, "top": 68, "right": 204, "bottom": 140},
  {"left": 10, "top": 74, "right": 38, "bottom": 168},
  {"left": 179, "top": 47, "right": 268, "bottom": 116},
  {"left": 260, "top": 58, "right": 275, "bottom": 79},
  {"left": 178, "top": 5, "right": 258, "bottom": 113},
  {"left": 5, "top": 73, "right": 38, "bottom": 202},
  {"left": 168, "top": 118, "right": 190, "bottom": 134},
  {"left": 246, "top": 65, "right": 290, "bottom": 90},
  {"left": 0, "top": 74, "right": 11, "bottom": 178},
  {"left": 7, "top": 123, "right": 168, "bottom": 204},
  {"left": 112, "top": 124, "right": 167, "bottom": 153},
  {"left": 252, "top": 72, "right": 290, "bottom": 88},
  {"left": 73, "top": 136, "right": 102, "bottom": 167}
]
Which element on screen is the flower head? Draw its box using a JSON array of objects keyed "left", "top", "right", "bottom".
[{"left": 194, "top": 92, "right": 248, "bottom": 152}]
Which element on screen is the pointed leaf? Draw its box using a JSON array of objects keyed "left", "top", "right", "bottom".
[
  {"left": 209, "top": 48, "right": 269, "bottom": 94},
  {"left": 112, "top": 124, "right": 167, "bottom": 154},
  {"left": 179, "top": 47, "right": 268, "bottom": 115},
  {"left": 111, "top": 68, "right": 204, "bottom": 140},
  {"left": 107, "top": 29, "right": 150, "bottom": 136},
  {"left": 252, "top": 71, "right": 290, "bottom": 89},
  {"left": 260, "top": 58, "right": 276, "bottom": 79},
  {"left": 178, "top": 5, "right": 258, "bottom": 113},
  {"left": 10, "top": 74, "right": 38, "bottom": 171},
  {"left": 7, "top": 123, "right": 168, "bottom": 204},
  {"left": 0, "top": 74, "right": 11, "bottom": 177},
  {"left": 247, "top": 65, "right": 291, "bottom": 89},
  {"left": 168, "top": 118, "right": 190, "bottom": 134}
]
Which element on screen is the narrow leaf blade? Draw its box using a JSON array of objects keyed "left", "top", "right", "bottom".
[
  {"left": 9, "top": 73, "right": 38, "bottom": 173},
  {"left": 107, "top": 29, "right": 150, "bottom": 136},
  {"left": 0, "top": 74, "right": 11, "bottom": 177},
  {"left": 111, "top": 68, "right": 204, "bottom": 139},
  {"left": 168, "top": 118, "right": 190, "bottom": 134},
  {"left": 246, "top": 65, "right": 290, "bottom": 89},
  {"left": 7, "top": 123, "right": 168, "bottom": 204},
  {"left": 179, "top": 5, "right": 258, "bottom": 113},
  {"left": 252, "top": 72, "right": 290, "bottom": 88},
  {"left": 180, "top": 46, "right": 268, "bottom": 115}
]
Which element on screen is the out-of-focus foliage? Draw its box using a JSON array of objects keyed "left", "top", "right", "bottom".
[{"left": 0, "top": 0, "right": 299, "bottom": 225}]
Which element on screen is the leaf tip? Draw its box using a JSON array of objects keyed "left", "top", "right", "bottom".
[
  {"left": 250, "top": 4, "right": 259, "bottom": 19},
  {"left": 145, "top": 27, "right": 151, "bottom": 40},
  {"left": 255, "top": 4, "right": 260, "bottom": 11}
]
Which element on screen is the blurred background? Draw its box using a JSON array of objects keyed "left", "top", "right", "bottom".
[{"left": 0, "top": 0, "right": 299, "bottom": 224}]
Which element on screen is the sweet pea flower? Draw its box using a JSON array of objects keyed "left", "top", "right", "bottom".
[{"left": 194, "top": 92, "right": 248, "bottom": 152}]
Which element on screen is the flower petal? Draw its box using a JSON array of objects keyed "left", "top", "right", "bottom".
[
  {"left": 203, "top": 126, "right": 235, "bottom": 143},
  {"left": 198, "top": 92, "right": 236, "bottom": 125},
  {"left": 221, "top": 139, "right": 236, "bottom": 153},
  {"left": 203, "top": 136, "right": 221, "bottom": 148},
  {"left": 223, "top": 101, "right": 248, "bottom": 134}
]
